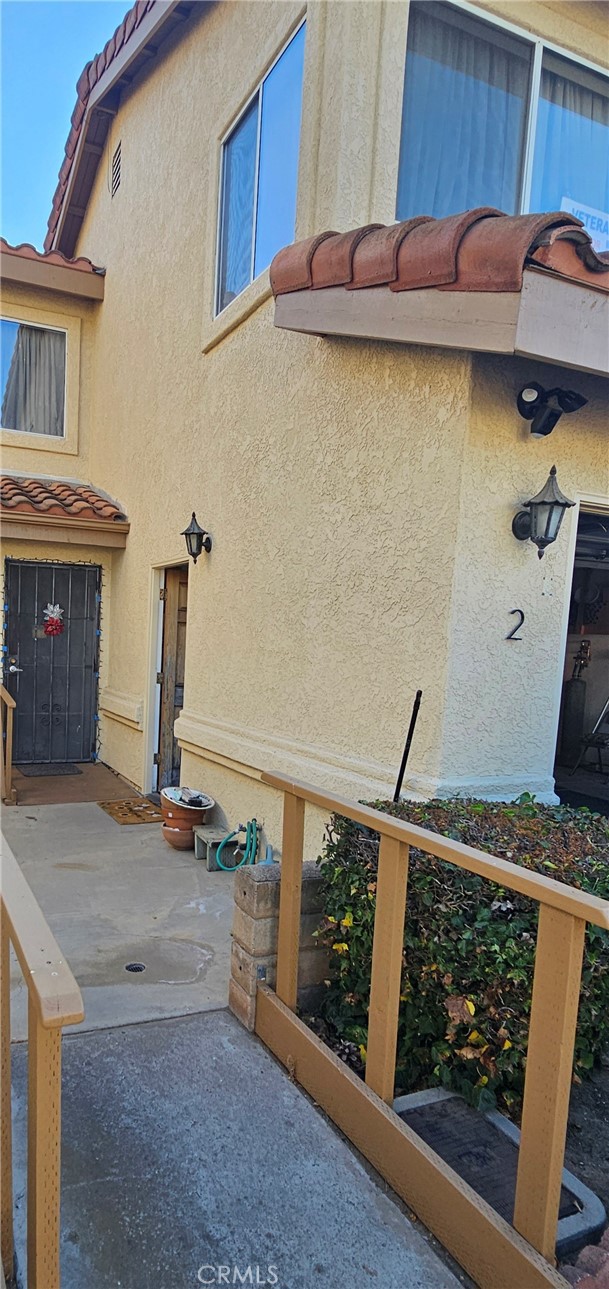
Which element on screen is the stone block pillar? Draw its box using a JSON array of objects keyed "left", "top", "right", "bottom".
[{"left": 228, "top": 861, "right": 328, "bottom": 1031}]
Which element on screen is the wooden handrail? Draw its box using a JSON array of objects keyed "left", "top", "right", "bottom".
[
  {"left": 261, "top": 771, "right": 609, "bottom": 930},
  {"left": 0, "top": 686, "right": 16, "bottom": 807},
  {"left": 1, "top": 839, "right": 84, "bottom": 1287},
  {"left": 260, "top": 770, "right": 609, "bottom": 1276}
]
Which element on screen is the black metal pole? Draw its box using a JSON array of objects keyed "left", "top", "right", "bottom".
[{"left": 393, "top": 689, "right": 422, "bottom": 803}]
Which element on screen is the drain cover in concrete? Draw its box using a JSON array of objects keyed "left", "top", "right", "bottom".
[{"left": 78, "top": 938, "right": 213, "bottom": 988}]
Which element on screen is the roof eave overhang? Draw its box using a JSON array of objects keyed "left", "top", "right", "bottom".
[
  {"left": 1, "top": 251, "right": 104, "bottom": 300},
  {"left": 2, "top": 511, "right": 130, "bottom": 548},
  {"left": 273, "top": 267, "right": 609, "bottom": 378},
  {"left": 52, "top": 0, "right": 190, "bottom": 257}
]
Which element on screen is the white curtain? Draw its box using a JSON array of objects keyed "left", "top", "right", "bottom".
[
  {"left": 531, "top": 55, "right": 609, "bottom": 214},
  {"left": 397, "top": 2, "right": 530, "bottom": 220},
  {"left": 1, "top": 323, "right": 65, "bottom": 436}
]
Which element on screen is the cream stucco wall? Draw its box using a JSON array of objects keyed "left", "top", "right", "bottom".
[
  {"left": 439, "top": 354, "right": 609, "bottom": 799},
  {"left": 65, "top": 0, "right": 608, "bottom": 850}
]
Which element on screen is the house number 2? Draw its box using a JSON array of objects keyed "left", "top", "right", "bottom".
[{"left": 506, "top": 609, "right": 525, "bottom": 640}]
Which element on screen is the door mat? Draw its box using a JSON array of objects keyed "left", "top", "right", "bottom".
[
  {"left": 17, "top": 763, "right": 83, "bottom": 777},
  {"left": 98, "top": 798, "right": 164, "bottom": 825}
]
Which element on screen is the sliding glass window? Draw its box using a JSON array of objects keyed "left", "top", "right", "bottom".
[
  {"left": 397, "top": 3, "right": 609, "bottom": 254},
  {"left": 216, "top": 23, "right": 306, "bottom": 314}
]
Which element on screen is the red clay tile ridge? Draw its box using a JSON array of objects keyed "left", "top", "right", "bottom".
[
  {"left": 1, "top": 476, "right": 127, "bottom": 524},
  {"left": 270, "top": 209, "right": 609, "bottom": 298},
  {"left": 1, "top": 238, "right": 104, "bottom": 275},
  {"left": 44, "top": 0, "right": 159, "bottom": 252}
]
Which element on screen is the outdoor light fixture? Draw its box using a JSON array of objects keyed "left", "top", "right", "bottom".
[
  {"left": 512, "top": 466, "right": 574, "bottom": 559},
  {"left": 181, "top": 512, "right": 212, "bottom": 563},
  {"left": 517, "top": 382, "right": 587, "bottom": 438}
]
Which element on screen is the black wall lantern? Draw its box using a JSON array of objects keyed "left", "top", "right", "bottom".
[
  {"left": 512, "top": 466, "right": 574, "bottom": 559},
  {"left": 181, "top": 512, "right": 212, "bottom": 563}
]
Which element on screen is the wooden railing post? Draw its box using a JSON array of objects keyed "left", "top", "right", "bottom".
[
  {"left": 275, "top": 791, "right": 305, "bottom": 1011},
  {"left": 0, "top": 906, "right": 13, "bottom": 1283},
  {"left": 513, "top": 905, "right": 586, "bottom": 1260},
  {"left": 4, "top": 705, "right": 14, "bottom": 805},
  {"left": 0, "top": 686, "right": 17, "bottom": 805},
  {"left": 365, "top": 836, "right": 410, "bottom": 1103},
  {"left": 27, "top": 998, "right": 62, "bottom": 1289}
]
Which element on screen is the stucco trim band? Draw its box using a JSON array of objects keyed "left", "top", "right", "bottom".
[
  {"left": 274, "top": 270, "right": 609, "bottom": 377},
  {"left": 175, "top": 714, "right": 560, "bottom": 805},
  {"left": 174, "top": 710, "right": 425, "bottom": 802},
  {"left": 99, "top": 688, "right": 143, "bottom": 730},
  {"left": 1, "top": 242, "right": 105, "bottom": 300},
  {"left": 1, "top": 515, "right": 129, "bottom": 548}
]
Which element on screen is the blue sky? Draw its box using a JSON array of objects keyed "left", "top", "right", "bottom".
[{"left": 1, "top": 1, "right": 128, "bottom": 250}]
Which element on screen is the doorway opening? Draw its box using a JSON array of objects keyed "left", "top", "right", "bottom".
[
  {"left": 3, "top": 559, "right": 101, "bottom": 765},
  {"left": 554, "top": 510, "right": 609, "bottom": 814},
  {"left": 154, "top": 564, "right": 189, "bottom": 792}
]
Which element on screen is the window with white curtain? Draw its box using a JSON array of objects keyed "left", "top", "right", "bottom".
[
  {"left": 1, "top": 318, "right": 66, "bottom": 437},
  {"left": 397, "top": 2, "right": 609, "bottom": 253},
  {"left": 216, "top": 22, "right": 306, "bottom": 315}
]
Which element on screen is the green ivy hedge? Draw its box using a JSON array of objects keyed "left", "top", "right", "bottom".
[{"left": 313, "top": 796, "right": 609, "bottom": 1115}]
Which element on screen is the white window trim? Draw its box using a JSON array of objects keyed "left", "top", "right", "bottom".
[
  {"left": 213, "top": 15, "right": 307, "bottom": 319},
  {"left": 1, "top": 316, "right": 68, "bottom": 440},
  {"left": 401, "top": 0, "right": 609, "bottom": 217},
  {"left": 0, "top": 301, "right": 81, "bottom": 456}
]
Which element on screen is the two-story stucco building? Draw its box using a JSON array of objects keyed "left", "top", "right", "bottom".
[{"left": 1, "top": 0, "right": 608, "bottom": 851}]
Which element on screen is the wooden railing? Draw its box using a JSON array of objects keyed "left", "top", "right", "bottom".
[
  {"left": 0, "top": 840, "right": 84, "bottom": 1288},
  {"left": 0, "top": 688, "right": 16, "bottom": 806},
  {"left": 256, "top": 771, "right": 609, "bottom": 1289}
]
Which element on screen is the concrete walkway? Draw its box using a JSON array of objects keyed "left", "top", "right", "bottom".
[
  {"left": 11, "top": 1010, "right": 463, "bottom": 1289},
  {"left": 2, "top": 802, "right": 235, "bottom": 1038}
]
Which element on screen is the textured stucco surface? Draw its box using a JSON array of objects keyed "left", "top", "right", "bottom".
[
  {"left": 439, "top": 355, "right": 609, "bottom": 800},
  {"left": 36, "top": 0, "right": 609, "bottom": 826}
]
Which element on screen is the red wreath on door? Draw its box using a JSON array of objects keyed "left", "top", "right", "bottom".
[{"left": 43, "top": 603, "right": 65, "bottom": 637}]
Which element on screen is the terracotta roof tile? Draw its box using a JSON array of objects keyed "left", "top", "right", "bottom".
[
  {"left": 311, "top": 225, "right": 383, "bottom": 289},
  {"left": 0, "top": 238, "right": 104, "bottom": 275},
  {"left": 271, "top": 209, "right": 609, "bottom": 299},
  {"left": 44, "top": 0, "right": 157, "bottom": 252},
  {"left": 269, "top": 232, "right": 340, "bottom": 295},
  {"left": 346, "top": 217, "right": 433, "bottom": 289},
  {"left": 1, "top": 477, "right": 127, "bottom": 524},
  {"left": 392, "top": 206, "right": 502, "bottom": 291}
]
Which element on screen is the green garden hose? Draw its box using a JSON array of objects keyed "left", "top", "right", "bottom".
[{"left": 216, "top": 819, "right": 258, "bottom": 871}]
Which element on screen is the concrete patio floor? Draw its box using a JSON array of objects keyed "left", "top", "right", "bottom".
[
  {"left": 2, "top": 800, "right": 468, "bottom": 1289},
  {"left": 2, "top": 800, "right": 235, "bottom": 1038},
  {"left": 10, "top": 1010, "right": 464, "bottom": 1289}
]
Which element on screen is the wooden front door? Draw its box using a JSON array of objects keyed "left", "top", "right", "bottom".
[
  {"left": 157, "top": 565, "right": 188, "bottom": 789},
  {"left": 4, "top": 559, "right": 100, "bottom": 764}
]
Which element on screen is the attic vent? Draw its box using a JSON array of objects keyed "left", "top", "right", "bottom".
[{"left": 111, "top": 142, "right": 121, "bottom": 198}]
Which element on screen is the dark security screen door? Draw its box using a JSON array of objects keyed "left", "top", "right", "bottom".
[{"left": 5, "top": 560, "right": 100, "bottom": 764}]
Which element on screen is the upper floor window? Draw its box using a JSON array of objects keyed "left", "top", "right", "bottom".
[
  {"left": 396, "top": 2, "right": 609, "bottom": 252},
  {"left": 1, "top": 318, "right": 66, "bottom": 438},
  {"left": 216, "top": 22, "right": 306, "bottom": 315}
]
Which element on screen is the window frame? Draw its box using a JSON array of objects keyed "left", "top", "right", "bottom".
[
  {"left": 214, "top": 16, "right": 306, "bottom": 318},
  {"left": 1, "top": 314, "right": 68, "bottom": 439},
  {"left": 399, "top": 0, "right": 609, "bottom": 220},
  {"left": 0, "top": 301, "right": 81, "bottom": 457}
]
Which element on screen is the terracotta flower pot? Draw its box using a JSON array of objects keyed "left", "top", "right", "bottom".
[
  {"left": 160, "top": 788, "right": 214, "bottom": 829},
  {"left": 161, "top": 823, "right": 195, "bottom": 850}
]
